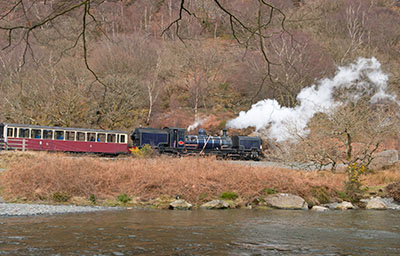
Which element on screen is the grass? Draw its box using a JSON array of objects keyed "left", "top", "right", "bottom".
[{"left": 0, "top": 152, "right": 398, "bottom": 206}]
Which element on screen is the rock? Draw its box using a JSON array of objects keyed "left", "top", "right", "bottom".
[
  {"left": 380, "top": 197, "right": 400, "bottom": 210},
  {"left": 365, "top": 197, "right": 387, "bottom": 210},
  {"left": 322, "top": 202, "right": 338, "bottom": 209},
  {"left": 386, "top": 182, "right": 400, "bottom": 203},
  {"left": 169, "top": 199, "right": 192, "bottom": 210},
  {"left": 264, "top": 193, "right": 308, "bottom": 210},
  {"left": 200, "top": 200, "right": 229, "bottom": 209},
  {"left": 311, "top": 206, "right": 329, "bottom": 212},
  {"left": 335, "top": 201, "right": 355, "bottom": 210},
  {"left": 370, "top": 150, "right": 398, "bottom": 169}
]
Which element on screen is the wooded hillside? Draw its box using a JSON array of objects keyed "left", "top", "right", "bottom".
[{"left": 0, "top": 0, "right": 399, "bottom": 133}]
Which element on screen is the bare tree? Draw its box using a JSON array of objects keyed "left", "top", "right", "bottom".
[
  {"left": 288, "top": 99, "right": 399, "bottom": 172},
  {"left": 170, "top": 41, "right": 225, "bottom": 122},
  {"left": 163, "top": 0, "right": 288, "bottom": 79},
  {"left": 340, "top": 2, "right": 366, "bottom": 64}
]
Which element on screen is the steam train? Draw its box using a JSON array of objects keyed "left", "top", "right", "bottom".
[
  {"left": 131, "top": 127, "right": 263, "bottom": 160},
  {"left": 0, "top": 123, "right": 263, "bottom": 160}
]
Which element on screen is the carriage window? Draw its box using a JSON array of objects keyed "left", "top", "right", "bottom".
[
  {"left": 76, "top": 132, "right": 85, "bottom": 141},
  {"left": 18, "top": 128, "right": 30, "bottom": 138},
  {"left": 87, "top": 133, "right": 96, "bottom": 142},
  {"left": 43, "top": 130, "right": 53, "bottom": 140},
  {"left": 32, "top": 129, "right": 41, "bottom": 139},
  {"left": 7, "top": 128, "right": 14, "bottom": 137},
  {"left": 120, "top": 134, "right": 126, "bottom": 143},
  {"left": 65, "top": 131, "right": 75, "bottom": 141},
  {"left": 107, "top": 134, "right": 116, "bottom": 143},
  {"left": 55, "top": 131, "right": 64, "bottom": 140},
  {"left": 97, "top": 133, "right": 105, "bottom": 142}
]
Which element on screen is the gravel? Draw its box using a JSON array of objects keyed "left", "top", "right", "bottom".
[{"left": 0, "top": 203, "right": 120, "bottom": 217}]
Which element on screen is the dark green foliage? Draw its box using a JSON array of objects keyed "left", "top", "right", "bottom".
[
  {"left": 336, "top": 191, "right": 351, "bottom": 202},
  {"left": 264, "top": 188, "right": 276, "bottom": 195},
  {"left": 89, "top": 194, "right": 97, "bottom": 204},
  {"left": 117, "top": 193, "right": 131, "bottom": 204},
  {"left": 220, "top": 191, "right": 238, "bottom": 200}
]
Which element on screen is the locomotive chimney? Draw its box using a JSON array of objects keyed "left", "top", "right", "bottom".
[{"left": 222, "top": 129, "right": 227, "bottom": 137}]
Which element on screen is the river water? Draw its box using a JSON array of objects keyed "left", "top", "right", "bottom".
[{"left": 1, "top": 209, "right": 399, "bottom": 255}]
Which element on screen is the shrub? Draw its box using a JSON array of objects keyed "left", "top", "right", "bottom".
[
  {"left": 220, "top": 191, "right": 238, "bottom": 200},
  {"left": 336, "top": 191, "right": 351, "bottom": 202},
  {"left": 0, "top": 154, "right": 350, "bottom": 205},
  {"left": 345, "top": 163, "right": 367, "bottom": 201},
  {"left": 89, "top": 194, "right": 97, "bottom": 204},
  {"left": 311, "top": 187, "right": 329, "bottom": 204},
  {"left": 130, "top": 144, "right": 154, "bottom": 158},
  {"left": 117, "top": 193, "right": 131, "bottom": 204},
  {"left": 52, "top": 192, "right": 71, "bottom": 202},
  {"left": 264, "top": 188, "right": 276, "bottom": 195},
  {"left": 198, "top": 193, "right": 210, "bottom": 202}
]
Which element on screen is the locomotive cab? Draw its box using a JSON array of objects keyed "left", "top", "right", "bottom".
[{"left": 164, "top": 127, "right": 186, "bottom": 148}]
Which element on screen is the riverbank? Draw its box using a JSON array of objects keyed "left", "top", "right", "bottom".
[
  {"left": 0, "top": 151, "right": 399, "bottom": 210},
  {"left": 0, "top": 202, "right": 120, "bottom": 216}
]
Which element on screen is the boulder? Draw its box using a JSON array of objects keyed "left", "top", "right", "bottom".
[
  {"left": 386, "top": 182, "right": 400, "bottom": 203},
  {"left": 200, "top": 200, "right": 229, "bottom": 209},
  {"left": 264, "top": 193, "right": 308, "bottom": 210},
  {"left": 365, "top": 197, "right": 387, "bottom": 210},
  {"left": 370, "top": 150, "right": 398, "bottom": 169},
  {"left": 169, "top": 199, "right": 192, "bottom": 210},
  {"left": 311, "top": 206, "right": 329, "bottom": 212},
  {"left": 335, "top": 201, "right": 355, "bottom": 210}
]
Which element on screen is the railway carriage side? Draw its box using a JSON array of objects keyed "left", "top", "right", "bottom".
[{"left": 0, "top": 123, "right": 129, "bottom": 154}]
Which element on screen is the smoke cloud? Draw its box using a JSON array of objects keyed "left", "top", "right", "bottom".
[{"left": 226, "top": 57, "right": 398, "bottom": 142}]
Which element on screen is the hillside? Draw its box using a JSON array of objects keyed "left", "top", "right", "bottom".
[{"left": 0, "top": 0, "right": 399, "bottom": 161}]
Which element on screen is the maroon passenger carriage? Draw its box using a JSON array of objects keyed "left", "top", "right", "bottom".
[{"left": 0, "top": 123, "right": 129, "bottom": 154}]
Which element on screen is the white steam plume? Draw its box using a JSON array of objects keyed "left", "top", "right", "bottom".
[
  {"left": 227, "top": 57, "right": 398, "bottom": 142},
  {"left": 188, "top": 117, "right": 206, "bottom": 131}
]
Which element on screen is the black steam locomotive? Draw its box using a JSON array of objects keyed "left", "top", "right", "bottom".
[{"left": 131, "top": 127, "right": 263, "bottom": 160}]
